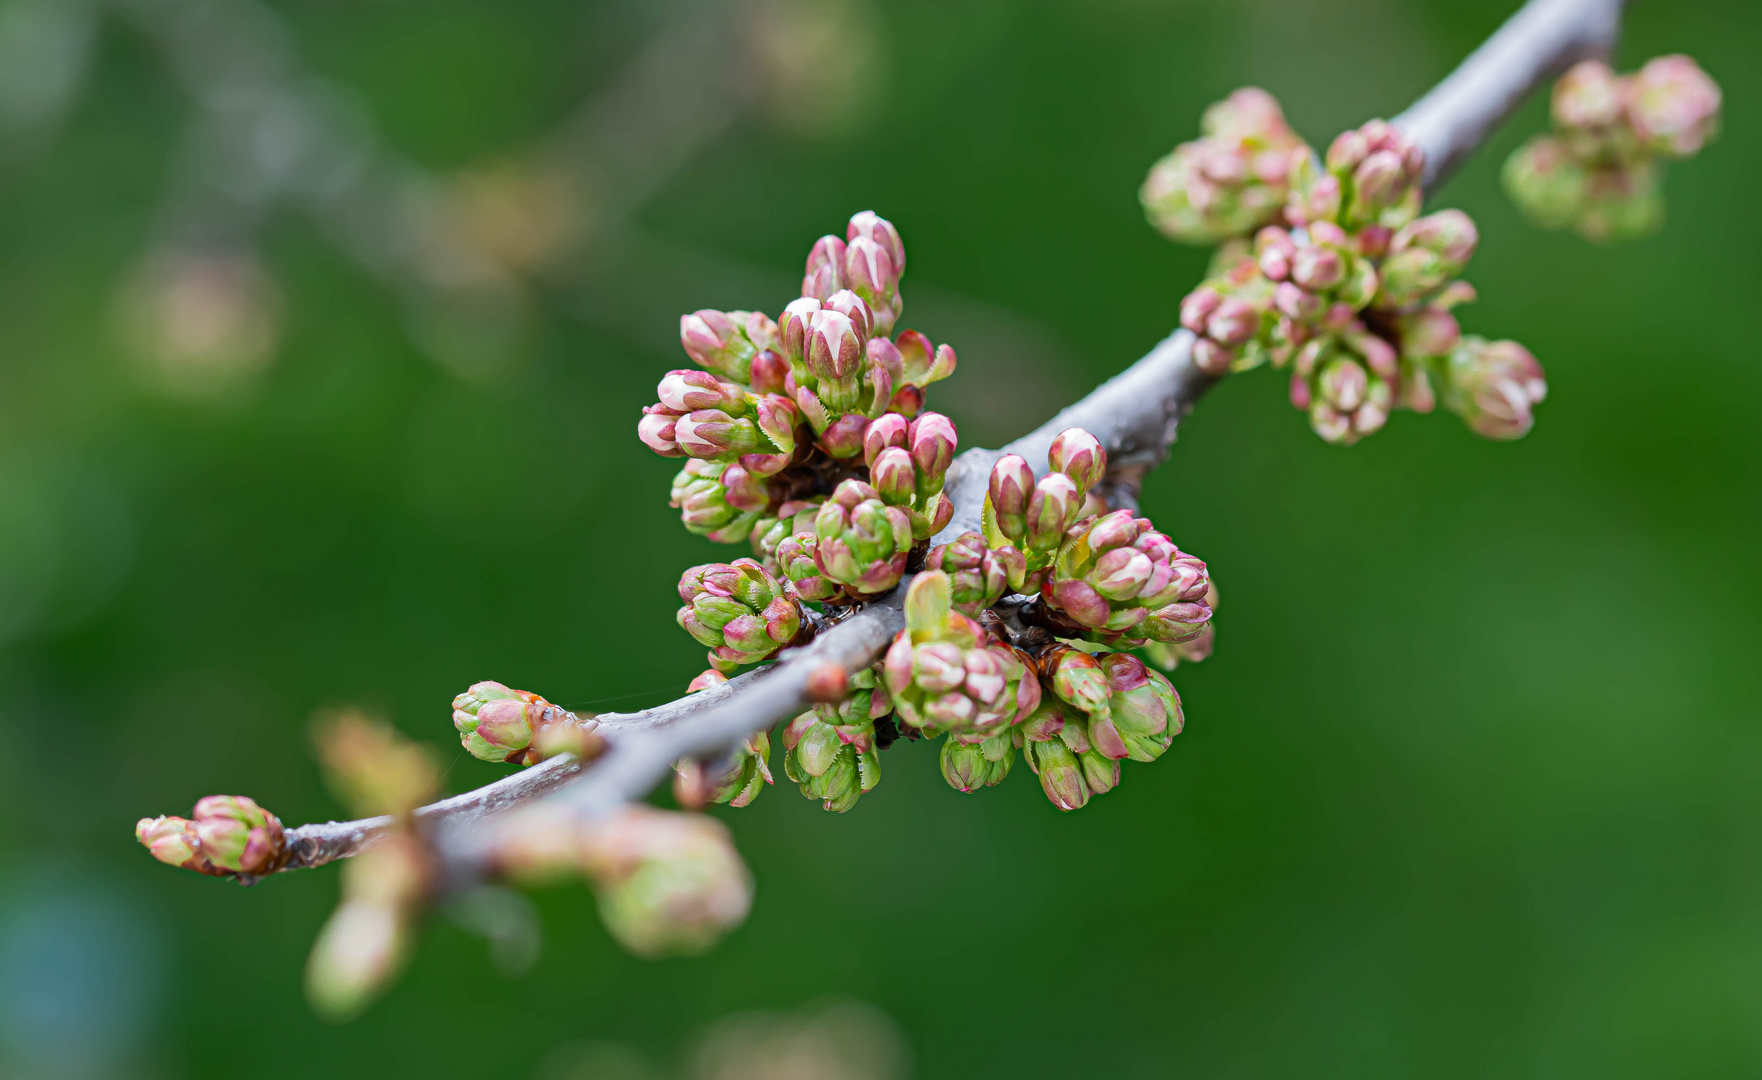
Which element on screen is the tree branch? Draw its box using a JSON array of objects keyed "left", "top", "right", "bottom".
[
  {"left": 239, "top": 0, "right": 1624, "bottom": 884},
  {"left": 1395, "top": 0, "right": 1625, "bottom": 188}
]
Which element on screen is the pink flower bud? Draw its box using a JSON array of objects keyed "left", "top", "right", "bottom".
[
  {"left": 657, "top": 369, "right": 745, "bottom": 414},
  {"left": 1626, "top": 54, "right": 1722, "bottom": 159},
  {"left": 871, "top": 447, "right": 916, "bottom": 506},
  {"left": 824, "top": 289, "right": 872, "bottom": 342},
  {"left": 1551, "top": 59, "right": 1624, "bottom": 131},
  {"left": 863, "top": 412, "right": 910, "bottom": 468},
  {"left": 675, "top": 410, "right": 760, "bottom": 459},
  {"left": 806, "top": 309, "right": 862, "bottom": 380},
  {"left": 909, "top": 412, "right": 958, "bottom": 489},
  {"left": 802, "top": 235, "right": 847, "bottom": 300},
  {"left": 1026, "top": 473, "right": 1081, "bottom": 551},
  {"left": 680, "top": 309, "right": 741, "bottom": 372},
  {"left": 1205, "top": 296, "right": 1261, "bottom": 346},
  {"left": 1291, "top": 245, "right": 1345, "bottom": 291},
  {"left": 1317, "top": 358, "right": 1369, "bottom": 411},
  {"left": 778, "top": 297, "right": 821, "bottom": 365},
  {"left": 847, "top": 211, "right": 905, "bottom": 275},
  {"left": 988, "top": 454, "right": 1035, "bottom": 518},
  {"left": 1190, "top": 338, "right": 1235, "bottom": 375},
  {"left": 1273, "top": 281, "right": 1324, "bottom": 321},
  {"left": 817, "top": 413, "right": 868, "bottom": 459},
  {"left": 748, "top": 349, "right": 788, "bottom": 395},
  {"left": 719, "top": 463, "right": 770, "bottom": 513},
  {"left": 1047, "top": 427, "right": 1106, "bottom": 493},
  {"left": 1179, "top": 286, "right": 1221, "bottom": 333},
  {"left": 638, "top": 408, "right": 684, "bottom": 456}
]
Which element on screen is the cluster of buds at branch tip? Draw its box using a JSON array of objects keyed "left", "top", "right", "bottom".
[
  {"left": 1141, "top": 87, "right": 1307, "bottom": 244},
  {"left": 1505, "top": 55, "right": 1719, "bottom": 242},
  {"left": 1043, "top": 510, "right": 1213, "bottom": 648},
  {"left": 453, "top": 681, "right": 603, "bottom": 766},
  {"left": 496, "top": 805, "right": 753, "bottom": 958},
  {"left": 783, "top": 667, "right": 890, "bottom": 812},
  {"left": 1157, "top": 89, "right": 1544, "bottom": 445},
  {"left": 883, "top": 572, "right": 1041, "bottom": 737},
  {"left": 983, "top": 427, "right": 1106, "bottom": 589},
  {"left": 678, "top": 560, "right": 804, "bottom": 669},
  {"left": 136, "top": 795, "right": 286, "bottom": 877},
  {"left": 304, "top": 712, "right": 441, "bottom": 1021}
]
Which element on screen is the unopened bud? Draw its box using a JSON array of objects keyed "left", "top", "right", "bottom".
[
  {"left": 1047, "top": 427, "right": 1106, "bottom": 493},
  {"left": 1626, "top": 54, "right": 1722, "bottom": 159},
  {"left": 802, "top": 235, "right": 847, "bottom": 300}
]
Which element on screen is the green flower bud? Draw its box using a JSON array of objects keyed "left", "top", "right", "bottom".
[
  {"left": 939, "top": 729, "right": 1015, "bottom": 793},
  {"left": 782, "top": 712, "right": 880, "bottom": 813},
  {"left": 1441, "top": 336, "right": 1547, "bottom": 440},
  {"left": 925, "top": 531, "right": 1010, "bottom": 616},
  {"left": 677, "top": 559, "right": 804, "bottom": 667}
]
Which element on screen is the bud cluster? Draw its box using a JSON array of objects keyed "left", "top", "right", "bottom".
[
  {"left": 981, "top": 428, "right": 1107, "bottom": 591},
  {"left": 136, "top": 794, "right": 286, "bottom": 877},
  {"left": 677, "top": 558, "right": 805, "bottom": 671},
  {"left": 453, "top": 680, "right": 602, "bottom": 765},
  {"left": 1155, "top": 91, "right": 1547, "bottom": 444},
  {"left": 1141, "top": 88, "right": 1308, "bottom": 244},
  {"left": 1504, "top": 56, "right": 1721, "bottom": 242},
  {"left": 783, "top": 667, "right": 890, "bottom": 813},
  {"left": 645, "top": 212, "right": 967, "bottom": 661}
]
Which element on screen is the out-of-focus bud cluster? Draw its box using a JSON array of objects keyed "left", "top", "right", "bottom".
[
  {"left": 136, "top": 795, "right": 286, "bottom": 877},
  {"left": 304, "top": 712, "right": 442, "bottom": 1021},
  {"left": 1504, "top": 55, "right": 1720, "bottom": 242},
  {"left": 643, "top": 212, "right": 966, "bottom": 666},
  {"left": 452, "top": 680, "right": 603, "bottom": 766},
  {"left": 497, "top": 804, "right": 753, "bottom": 958},
  {"left": 1151, "top": 89, "right": 1547, "bottom": 444},
  {"left": 1141, "top": 88, "right": 1307, "bottom": 244}
]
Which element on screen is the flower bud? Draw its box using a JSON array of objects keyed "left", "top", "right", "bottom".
[
  {"left": 843, "top": 238, "right": 899, "bottom": 336},
  {"left": 940, "top": 729, "right": 1015, "bottom": 793},
  {"left": 862, "top": 412, "right": 910, "bottom": 468},
  {"left": 1024, "top": 472, "right": 1082, "bottom": 552},
  {"left": 987, "top": 454, "right": 1035, "bottom": 543},
  {"left": 191, "top": 794, "right": 285, "bottom": 874},
  {"left": 847, "top": 211, "right": 906, "bottom": 275},
  {"left": 776, "top": 532, "right": 841, "bottom": 603},
  {"left": 674, "top": 409, "right": 761, "bottom": 460},
  {"left": 908, "top": 412, "right": 958, "bottom": 498},
  {"left": 1501, "top": 136, "right": 1591, "bottom": 231},
  {"left": 778, "top": 297, "right": 821, "bottom": 368},
  {"left": 871, "top": 446, "right": 917, "bottom": 507},
  {"left": 1626, "top": 54, "right": 1722, "bottom": 159},
  {"left": 657, "top": 369, "right": 746, "bottom": 414},
  {"left": 1552, "top": 59, "right": 1625, "bottom": 132},
  {"left": 136, "top": 815, "right": 218, "bottom": 875},
  {"left": 1443, "top": 336, "right": 1547, "bottom": 440},
  {"left": 749, "top": 349, "right": 789, "bottom": 395},
  {"left": 816, "top": 412, "right": 869, "bottom": 460},
  {"left": 680, "top": 309, "right": 757, "bottom": 381},
  {"left": 687, "top": 669, "right": 729, "bottom": 694},
  {"left": 802, "top": 235, "right": 847, "bottom": 300},
  {"left": 1046, "top": 427, "right": 1106, "bottom": 494},
  {"left": 638, "top": 407, "right": 684, "bottom": 457}
]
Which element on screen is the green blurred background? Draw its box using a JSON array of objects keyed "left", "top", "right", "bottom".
[{"left": 0, "top": 0, "right": 1756, "bottom": 1075}]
